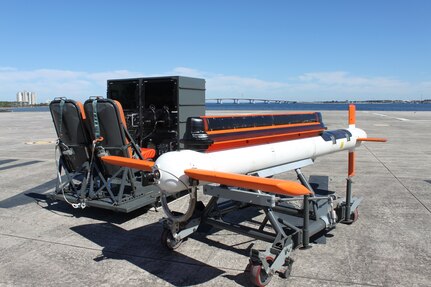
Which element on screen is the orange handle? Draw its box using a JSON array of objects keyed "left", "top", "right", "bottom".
[
  {"left": 357, "top": 137, "right": 387, "bottom": 142},
  {"left": 101, "top": 155, "right": 154, "bottom": 172}
]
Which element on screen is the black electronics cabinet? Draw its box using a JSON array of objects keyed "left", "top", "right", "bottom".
[{"left": 107, "top": 76, "right": 205, "bottom": 157}]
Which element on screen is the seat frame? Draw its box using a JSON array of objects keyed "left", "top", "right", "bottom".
[
  {"left": 49, "top": 97, "right": 159, "bottom": 212},
  {"left": 50, "top": 98, "right": 94, "bottom": 206},
  {"left": 82, "top": 98, "right": 160, "bottom": 211}
]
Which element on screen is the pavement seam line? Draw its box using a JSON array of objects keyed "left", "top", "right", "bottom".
[
  {"left": 291, "top": 275, "right": 383, "bottom": 287},
  {"left": 363, "top": 144, "right": 431, "bottom": 214},
  {"left": 0, "top": 232, "right": 246, "bottom": 271},
  {"left": 0, "top": 232, "right": 387, "bottom": 286}
]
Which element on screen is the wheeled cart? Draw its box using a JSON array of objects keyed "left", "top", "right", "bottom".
[{"left": 160, "top": 160, "right": 361, "bottom": 286}]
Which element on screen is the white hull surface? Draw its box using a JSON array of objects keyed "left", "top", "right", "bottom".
[{"left": 155, "top": 127, "right": 367, "bottom": 194}]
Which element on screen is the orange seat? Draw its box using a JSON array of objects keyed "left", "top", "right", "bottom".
[
  {"left": 113, "top": 100, "right": 156, "bottom": 160},
  {"left": 140, "top": 148, "right": 156, "bottom": 159}
]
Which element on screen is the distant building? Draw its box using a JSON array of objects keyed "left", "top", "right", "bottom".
[{"left": 16, "top": 91, "right": 37, "bottom": 105}]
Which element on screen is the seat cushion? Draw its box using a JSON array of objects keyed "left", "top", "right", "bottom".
[{"left": 140, "top": 148, "right": 156, "bottom": 159}]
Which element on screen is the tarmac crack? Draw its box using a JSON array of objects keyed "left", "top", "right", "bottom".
[{"left": 363, "top": 144, "right": 431, "bottom": 214}]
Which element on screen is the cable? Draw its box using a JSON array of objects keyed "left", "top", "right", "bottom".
[
  {"left": 157, "top": 167, "right": 190, "bottom": 190},
  {"left": 364, "top": 144, "right": 431, "bottom": 214},
  {"left": 140, "top": 121, "right": 160, "bottom": 141},
  {"left": 157, "top": 166, "right": 197, "bottom": 223},
  {"left": 54, "top": 142, "right": 81, "bottom": 209}
]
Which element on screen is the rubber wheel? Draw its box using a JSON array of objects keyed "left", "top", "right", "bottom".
[
  {"left": 250, "top": 264, "right": 272, "bottom": 287},
  {"left": 345, "top": 208, "right": 359, "bottom": 225},
  {"left": 351, "top": 208, "right": 359, "bottom": 222},
  {"left": 279, "top": 258, "right": 293, "bottom": 279},
  {"left": 161, "top": 229, "right": 182, "bottom": 250}
]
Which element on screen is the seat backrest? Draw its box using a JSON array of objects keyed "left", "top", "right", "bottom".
[
  {"left": 84, "top": 98, "right": 133, "bottom": 176},
  {"left": 49, "top": 98, "right": 90, "bottom": 172}
]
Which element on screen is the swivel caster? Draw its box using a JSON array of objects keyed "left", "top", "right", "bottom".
[
  {"left": 249, "top": 257, "right": 274, "bottom": 287},
  {"left": 161, "top": 229, "right": 183, "bottom": 250},
  {"left": 250, "top": 264, "right": 273, "bottom": 287},
  {"left": 345, "top": 208, "right": 359, "bottom": 225},
  {"left": 351, "top": 208, "right": 359, "bottom": 222},
  {"left": 278, "top": 257, "right": 294, "bottom": 279}
]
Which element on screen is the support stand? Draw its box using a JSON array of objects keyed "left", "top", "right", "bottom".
[{"left": 341, "top": 177, "right": 354, "bottom": 224}]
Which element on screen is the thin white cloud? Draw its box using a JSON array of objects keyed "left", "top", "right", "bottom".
[
  {"left": 170, "top": 68, "right": 426, "bottom": 100},
  {"left": 171, "top": 67, "right": 204, "bottom": 78},
  {"left": 0, "top": 68, "right": 145, "bottom": 102},
  {"left": 0, "top": 67, "right": 429, "bottom": 102},
  {"left": 291, "top": 71, "right": 416, "bottom": 100},
  {"left": 0, "top": 67, "right": 17, "bottom": 72},
  {"left": 297, "top": 71, "right": 409, "bottom": 89},
  {"left": 170, "top": 67, "right": 290, "bottom": 99}
]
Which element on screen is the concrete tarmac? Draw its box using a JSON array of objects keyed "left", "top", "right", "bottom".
[{"left": 0, "top": 110, "right": 430, "bottom": 286}]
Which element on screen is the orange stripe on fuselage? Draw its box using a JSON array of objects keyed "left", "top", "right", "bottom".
[
  {"left": 201, "top": 112, "right": 317, "bottom": 120},
  {"left": 206, "top": 128, "right": 325, "bottom": 152},
  {"left": 205, "top": 121, "right": 321, "bottom": 135}
]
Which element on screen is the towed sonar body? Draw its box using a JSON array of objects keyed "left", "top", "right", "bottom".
[{"left": 155, "top": 126, "right": 367, "bottom": 194}]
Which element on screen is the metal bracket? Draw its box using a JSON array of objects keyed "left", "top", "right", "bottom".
[
  {"left": 203, "top": 185, "right": 278, "bottom": 207},
  {"left": 175, "top": 218, "right": 201, "bottom": 240},
  {"left": 250, "top": 235, "right": 293, "bottom": 276},
  {"left": 350, "top": 196, "right": 363, "bottom": 212},
  {"left": 251, "top": 158, "right": 314, "bottom": 178},
  {"left": 161, "top": 217, "right": 201, "bottom": 241}
]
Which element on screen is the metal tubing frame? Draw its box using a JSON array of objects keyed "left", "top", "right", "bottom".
[
  {"left": 54, "top": 156, "right": 158, "bottom": 210},
  {"left": 295, "top": 168, "right": 315, "bottom": 195},
  {"left": 264, "top": 208, "right": 287, "bottom": 237},
  {"left": 301, "top": 195, "right": 311, "bottom": 249},
  {"left": 201, "top": 198, "right": 297, "bottom": 277},
  {"left": 341, "top": 177, "right": 353, "bottom": 223},
  {"left": 160, "top": 162, "right": 359, "bottom": 282},
  {"left": 205, "top": 217, "right": 277, "bottom": 242}
]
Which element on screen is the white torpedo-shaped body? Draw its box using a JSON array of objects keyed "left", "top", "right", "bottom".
[{"left": 154, "top": 127, "right": 367, "bottom": 194}]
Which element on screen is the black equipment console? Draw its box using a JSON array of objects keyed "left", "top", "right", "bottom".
[{"left": 107, "top": 76, "right": 205, "bottom": 158}]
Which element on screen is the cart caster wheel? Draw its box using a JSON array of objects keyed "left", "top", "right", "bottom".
[
  {"left": 250, "top": 264, "right": 272, "bottom": 287},
  {"left": 278, "top": 258, "right": 293, "bottom": 279},
  {"left": 161, "top": 229, "right": 183, "bottom": 250},
  {"left": 345, "top": 208, "right": 359, "bottom": 225},
  {"left": 351, "top": 208, "right": 359, "bottom": 222},
  {"left": 245, "top": 262, "right": 252, "bottom": 272}
]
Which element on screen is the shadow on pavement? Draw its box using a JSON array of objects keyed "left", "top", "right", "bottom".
[
  {"left": 26, "top": 192, "right": 155, "bottom": 224},
  {"left": 71, "top": 222, "right": 225, "bottom": 286},
  {"left": 0, "top": 178, "right": 56, "bottom": 209}
]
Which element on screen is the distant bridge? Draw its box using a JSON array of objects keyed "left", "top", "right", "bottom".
[{"left": 206, "top": 98, "right": 296, "bottom": 104}]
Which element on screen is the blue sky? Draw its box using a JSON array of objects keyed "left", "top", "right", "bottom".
[{"left": 1, "top": 0, "right": 430, "bottom": 102}]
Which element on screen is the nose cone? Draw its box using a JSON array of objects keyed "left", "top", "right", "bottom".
[
  {"left": 157, "top": 169, "right": 189, "bottom": 194},
  {"left": 154, "top": 150, "right": 206, "bottom": 194}
]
